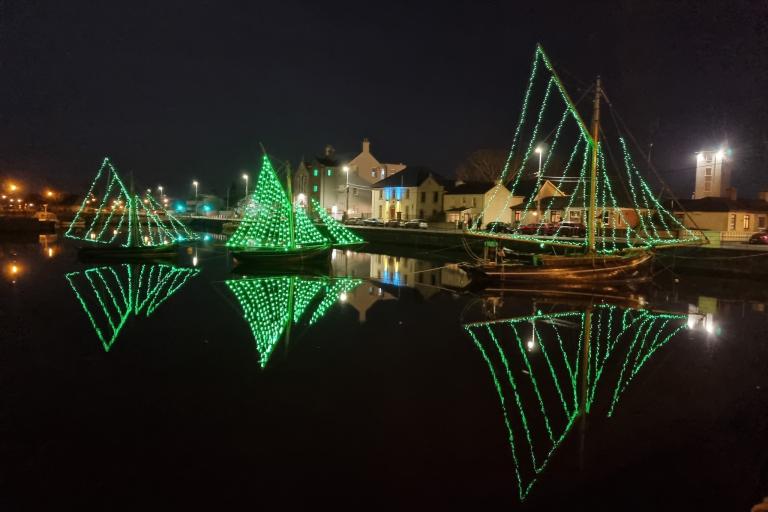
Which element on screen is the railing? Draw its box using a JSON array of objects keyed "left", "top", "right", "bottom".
[{"left": 720, "top": 230, "right": 756, "bottom": 242}]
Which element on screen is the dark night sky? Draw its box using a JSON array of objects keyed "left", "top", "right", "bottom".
[{"left": 1, "top": 0, "right": 767, "bottom": 198}]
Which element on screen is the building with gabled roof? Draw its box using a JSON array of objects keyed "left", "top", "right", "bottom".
[{"left": 371, "top": 166, "right": 446, "bottom": 221}]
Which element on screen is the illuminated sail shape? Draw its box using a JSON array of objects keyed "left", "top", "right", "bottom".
[
  {"left": 292, "top": 278, "right": 326, "bottom": 323},
  {"left": 227, "top": 155, "right": 293, "bottom": 249},
  {"left": 469, "top": 45, "right": 704, "bottom": 252},
  {"left": 139, "top": 194, "right": 199, "bottom": 244},
  {"left": 226, "top": 277, "right": 294, "bottom": 367},
  {"left": 66, "top": 265, "right": 133, "bottom": 351},
  {"left": 293, "top": 205, "right": 327, "bottom": 246},
  {"left": 464, "top": 304, "right": 687, "bottom": 501},
  {"left": 308, "top": 278, "right": 363, "bottom": 325},
  {"left": 226, "top": 276, "right": 364, "bottom": 367},
  {"left": 310, "top": 198, "right": 365, "bottom": 246},
  {"left": 65, "top": 157, "right": 132, "bottom": 246},
  {"left": 66, "top": 264, "right": 200, "bottom": 351}
]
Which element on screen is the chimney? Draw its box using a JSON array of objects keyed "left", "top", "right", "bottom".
[
  {"left": 726, "top": 187, "right": 737, "bottom": 200},
  {"left": 362, "top": 138, "right": 370, "bottom": 154},
  {"left": 759, "top": 190, "right": 768, "bottom": 202}
]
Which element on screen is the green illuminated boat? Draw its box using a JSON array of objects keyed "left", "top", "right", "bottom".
[
  {"left": 66, "top": 157, "right": 197, "bottom": 261},
  {"left": 227, "top": 153, "right": 364, "bottom": 269},
  {"left": 462, "top": 45, "right": 704, "bottom": 284}
]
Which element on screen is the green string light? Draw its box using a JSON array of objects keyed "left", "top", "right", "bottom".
[
  {"left": 310, "top": 198, "right": 364, "bottom": 246},
  {"left": 226, "top": 276, "right": 362, "bottom": 367},
  {"left": 465, "top": 304, "right": 687, "bottom": 501},
  {"left": 66, "top": 263, "right": 200, "bottom": 351}
]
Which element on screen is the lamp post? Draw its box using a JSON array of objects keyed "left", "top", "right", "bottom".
[
  {"left": 157, "top": 186, "right": 164, "bottom": 204},
  {"left": 343, "top": 165, "right": 350, "bottom": 215},
  {"left": 242, "top": 173, "right": 249, "bottom": 198},
  {"left": 192, "top": 180, "right": 199, "bottom": 214}
]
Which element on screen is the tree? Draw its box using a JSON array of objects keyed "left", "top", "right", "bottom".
[{"left": 455, "top": 149, "right": 508, "bottom": 183}]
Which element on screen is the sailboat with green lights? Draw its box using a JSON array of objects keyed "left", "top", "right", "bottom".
[
  {"left": 65, "top": 262, "right": 200, "bottom": 351},
  {"left": 461, "top": 45, "right": 704, "bottom": 283},
  {"left": 464, "top": 300, "right": 690, "bottom": 501},
  {"left": 65, "top": 157, "right": 198, "bottom": 259},
  {"left": 226, "top": 153, "right": 364, "bottom": 268},
  {"left": 226, "top": 275, "right": 362, "bottom": 367}
]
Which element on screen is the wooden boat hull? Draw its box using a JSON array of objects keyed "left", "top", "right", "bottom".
[
  {"left": 78, "top": 243, "right": 178, "bottom": 261},
  {"left": 230, "top": 244, "right": 331, "bottom": 271},
  {"left": 460, "top": 250, "right": 653, "bottom": 284}
]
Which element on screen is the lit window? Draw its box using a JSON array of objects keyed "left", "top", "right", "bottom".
[
  {"left": 327, "top": 169, "right": 332, "bottom": 177},
  {"left": 380, "top": 170, "right": 385, "bottom": 178},
  {"left": 371, "top": 170, "right": 376, "bottom": 177},
  {"left": 704, "top": 152, "right": 712, "bottom": 162},
  {"left": 313, "top": 169, "right": 319, "bottom": 177},
  {"left": 704, "top": 167, "right": 713, "bottom": 176},
  {"left": 313, "top": 185, "right": 318, "bottom": 193},
  {"left": 744, "top": 215, "right": 750, "bottom": 230},
  {"left": 515, "top": 211, "right": 521, "bottom": 221},
  {"left": 728, "top": 213, "right": 736, "bottom": 230}
]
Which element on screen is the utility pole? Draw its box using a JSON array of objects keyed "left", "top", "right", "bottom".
[{"left": 587, "top": 77, "right": 601, "bottom": 254}]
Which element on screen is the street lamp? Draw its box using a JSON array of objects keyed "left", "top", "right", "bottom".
[
  {"left": 158, "top": 186, "right": 164, "bottom": 204},
  {"left": 342, "top": 165, "right": 350, "bottom": 215},
  {"left": 534, "top": 145, "right": 544, "bottom": 177},
  {"left": 192, "top": 180, "right": 199, "bottom": 214},
  {"left": 242, "top": 173, "right": 249, "bottom": 198}
]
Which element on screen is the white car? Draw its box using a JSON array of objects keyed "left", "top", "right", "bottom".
[{"left": 404, "top": 219, "right": 428, "bottom": 229}]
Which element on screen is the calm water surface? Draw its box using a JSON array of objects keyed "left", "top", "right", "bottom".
[{"left": 1, "top": 234, "right": 767, "bottom": 510}]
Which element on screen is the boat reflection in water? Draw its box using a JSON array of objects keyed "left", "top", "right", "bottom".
[
  {"left": 225, "top": 275, "right": 363, "bottom": 368},
  {"left": 464, "top": 299, "right": 692, "bottom": 501},
  {"left": 65, "top": 263, "right": 200, "bottom": 351}
]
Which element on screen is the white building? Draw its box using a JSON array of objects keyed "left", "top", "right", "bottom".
[
  {"left": 371, "top": 167, "right": 446, "bottom": 221},
  {"left": 694, "top": 149, "right": 732, "bottom": 199},
  {"left": 443, "top": 181, "right": 514, "bottom": 227}
]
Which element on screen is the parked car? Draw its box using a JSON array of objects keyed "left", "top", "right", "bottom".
[
  {"left": 344, "top": 217, "right": 362, "bottom": 225},
  {"left": 748, "top": 230, "right": 768, "bottom": 244},
  {"left": 516, "top": 222, "right": 555, "bottom": 235},
  {"left": 484, "top": 221, "right": 510, "bottom": 234},
  {"left": 362, "top": 218, "right": 384, "bottom": 227},
  {"left": 385, "top": 219, "right": 403, "bottom": 228},
  {"left": 555, "top": 221, "right": 587, "bottom": 237},
  {"left": 403, "top": 219, "right": 428, "bottom": 229}
]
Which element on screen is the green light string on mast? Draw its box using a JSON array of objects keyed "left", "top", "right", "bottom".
[
  {"left": 293, "top": 205, "right": 326, "bottom": 246},
  {"left": 598, "top": 148, "right": 637, "bottom": 252},
  {"left": 490, "top": 77, "right": 556, "bottom": 227},
  {"left": 227, "top": 154, "right": 293, "bottom": 249},
  {"left": 618, "top": 138, "right": 698, "bottom": 245},
  {"left": 472, "top": 48, "right": 542, "bottom": 230}
]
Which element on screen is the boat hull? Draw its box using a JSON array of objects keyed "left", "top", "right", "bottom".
[
  {"left": 461, "top": 250, "right": 653, "bottom": 284},
  {"left": 230, "top": 245, "right": 332, "bottom": 272},
  {"left": 78, "top": 244, "right": 178, "bottom": 262}
]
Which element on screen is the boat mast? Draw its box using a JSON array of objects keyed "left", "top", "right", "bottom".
[
  {"left": 285, "top": 161, "right": 296, "bottom": 249},
  {"left": 587, "top": 77, "right": 601, "bottom": 254}
]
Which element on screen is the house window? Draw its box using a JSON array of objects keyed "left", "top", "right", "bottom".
[
  {"left": 433, "top": 191, "right": 439, "bottom": 203},
  {"left": 570, "top": 210, "right": 580, "bottom": 221},
  {"left": 420, "top": 192, "right": 426, "bottom": 202},
  {"left": 744, "top": 215, "right": 750, "bottom": 230},
  {"left": 704, "top": 152, "right": 712, "bottom": 162},
  {"left": 728, "top": 213, "right": 736, "bottom": 230},
  {"left": 704, "top": 181, "right": 711, "bottom": 192},
  {"left": 514, "top": 210, "right": 521, "bottom": 221},
  {"left": 313, "top": 168, "right": 319, "bottom": 177},
  {"left": 704, "top": 167, "right": 713, "bottom": 176},
  {"left": 472, "top": 197, "right": 476, "bottom": 207},
  {"left": 380, "top": 170, "right": 385, "bottom": 178},
  {"left": 759, "top": 216, "right": 766, "bottom": 229},
  {"left": 379, "top": 205, "right": 383, "bottom": 217},
  {"left": 406, "top": 189, "right": 410, "bottom": 200},
  {"left": 551, "top": 211, "right": 561, "bottom": 222},
  {"left": 379, "top": 190, "right": 383, "bottom": 199},
  {"left": 371, "top": 169, "right": 376, "bottom": 177},
  {"left": 313, "top": 184, "right": 318, "bottom": 193},
  {"left": 353, "top": 188, "right": 358, "bottom": 196},
  {"left": 419, "top": 209, "right": 424, "bottom": 218},
  {"left": 327, "top": 169, "right": 332, "bottom": 177}
]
